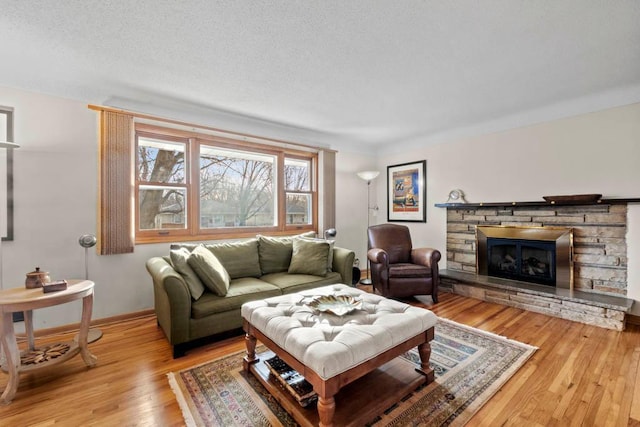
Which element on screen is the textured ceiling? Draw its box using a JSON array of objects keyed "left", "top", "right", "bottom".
[{"left": 1, "top": 1, "right": 639, "bottom": 152}]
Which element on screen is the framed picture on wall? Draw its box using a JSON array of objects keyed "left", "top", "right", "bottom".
[{"left": 387, "top": 160, "right": 426, "bottom": 222}]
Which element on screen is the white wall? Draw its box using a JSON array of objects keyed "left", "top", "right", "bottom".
[
  {"left": 372, "top": 102, "right": 640, "bottom": 301},
  {"left": 0, "top": 85, "right": 384, "bottom": 329},
  {"left": 334, "top": 150, "right": 378, "bottom": 272},
  {"left": 2, "top": 84, "right": 638, "bottom": 330}
]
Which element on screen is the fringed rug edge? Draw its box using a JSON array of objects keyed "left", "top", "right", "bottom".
[
  {"left": 437, "top": 317, "right": 538, "bottom": 426},
  {"left": 167, "top": 372, "right": 198, "bottom": 427},
  {"left": 438, "top": 316, "right": 539, "bottom": 351}
]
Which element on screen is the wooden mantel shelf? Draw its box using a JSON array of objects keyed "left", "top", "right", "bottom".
[{"left": 435, "top": 198, "right": 640, "bottom": 209}]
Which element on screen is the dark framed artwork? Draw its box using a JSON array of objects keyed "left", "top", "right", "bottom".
[
  {"left": 387, "top": 160, "right": 426, "bottom": 222},
  {"left": 0, "top": 107, "right": 15, "bottom": 241}
]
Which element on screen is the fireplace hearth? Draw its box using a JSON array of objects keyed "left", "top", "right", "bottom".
[{"left": 477, "top": 226, "right": 573, "bottom": 289}]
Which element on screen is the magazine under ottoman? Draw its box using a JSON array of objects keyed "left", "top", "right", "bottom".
[{"left": 241, "top": 284, "right": 437, "bottom": 427}]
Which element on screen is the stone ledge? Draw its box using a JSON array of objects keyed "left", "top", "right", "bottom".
[{"left": 440, "top": 269, "right": 634, "bottom": 331}]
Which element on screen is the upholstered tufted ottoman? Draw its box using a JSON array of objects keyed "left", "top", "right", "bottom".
[{"left": 242, "top": 284, "right": 437, "bottom": 427}]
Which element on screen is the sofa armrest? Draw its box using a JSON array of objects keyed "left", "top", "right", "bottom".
[
  {"left": 332, "top": 246, "right": 355, "bottom": 285},
  {"left": 145, "top": 257, "right": 192, "bottom": 345}
]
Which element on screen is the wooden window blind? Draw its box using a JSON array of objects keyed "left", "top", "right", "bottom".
[
  {"left": 98, "top": 110, "right": 134, "bottom": 254},
  {"left": 319, "top": 149, "right": 336, "bottom": 231}
]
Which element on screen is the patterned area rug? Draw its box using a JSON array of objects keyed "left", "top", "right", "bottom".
[{"left": 168, "top": 318, "right": 536, "bottom": 426}]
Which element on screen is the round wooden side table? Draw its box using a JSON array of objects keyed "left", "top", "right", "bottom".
[{"left": 0, "top": 280, "right": 97, "bottom": 404}]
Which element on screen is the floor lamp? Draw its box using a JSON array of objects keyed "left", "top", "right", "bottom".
[
  {"left": 357, "top": 170, "right": 380, "bottom": 285},
  {"left": 74, "top": 234, "right": 103, "bottom": 344},
  {"left": 323, "top": 228, "right": 337, "bottom": 240}
]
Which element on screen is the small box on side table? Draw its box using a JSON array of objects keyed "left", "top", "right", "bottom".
[{"left": 42, "top": 280, "right": 68, "bottom": 293}]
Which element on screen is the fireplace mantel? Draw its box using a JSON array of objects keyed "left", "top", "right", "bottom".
[{"left": 435, "top": 197, "right": 640, "bottom": 209}]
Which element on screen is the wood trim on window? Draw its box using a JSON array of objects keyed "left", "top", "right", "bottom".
[
  {"left": 91, "top": 104, "right": 335, "bottom": 246},
  {"left": 133, "top": 123, "right": 318, "bottom": 242}
]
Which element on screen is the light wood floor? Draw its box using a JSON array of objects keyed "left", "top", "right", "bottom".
[{"left": 1, "top": 291, "right": 639, "bottom": 426}]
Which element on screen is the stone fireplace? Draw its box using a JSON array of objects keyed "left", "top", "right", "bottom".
[
  {"left": 476, "top": 225, "right": 573, "bottom": 289},
  {"left": 437, "top": 201, "right": 633, "bottom": 330},
  {"left": 443, "top": 203, "right": 627, "bottom": 295}
]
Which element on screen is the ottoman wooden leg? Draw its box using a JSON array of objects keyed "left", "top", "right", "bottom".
[
  {"left": 242, "top": 330, "right": 258, "bottom": 371},
  {"left": 417, "top": 341, "right": 435, "bottom": 383},
  {"left": 317, "top": 394, "right": 336, "bottom": 427}
]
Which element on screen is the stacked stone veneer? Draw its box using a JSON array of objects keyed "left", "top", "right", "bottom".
[
  {"left": 443, "top": 203, "right": 629, "bottom": 330},
  {"left": 446, "top": 203, "right": 627, "bottom": 295},
  {"left": 446, "top": 280, "right": 626, "bottom": 330}
]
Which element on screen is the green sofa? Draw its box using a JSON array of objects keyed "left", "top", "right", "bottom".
[{"left": 146, "top": 234, "right": 355, "bottom": 357}]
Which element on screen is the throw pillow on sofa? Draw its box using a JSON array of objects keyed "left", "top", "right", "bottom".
[
  {"left": 170, "top": 247, "right": 206, "bottom": 300},
  {"left": 288, "top": 238, "right": 331, "bottom": 276},
  {"left": 258, "top": 231, "right": 316, "bottom": 274},
  {"left": 188, "top": 245, "right": 231, "bottom": 296},
  {"left": 297, "top": 236, "right": 335, "bottom": 273},
  {"left": 206, "top": 238, "right": 261, "bottom": 279}
]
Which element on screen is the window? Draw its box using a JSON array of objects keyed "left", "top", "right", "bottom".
[
  {"left": 137, "top": 135, "right": 188, "bottom": 231},
  {"left": 199, "top": 146, "right": 277, "bottom": 229},
  {"left": 285, "top": 157, "right": 312, "bottom": 225},
  {"left": 0, "top": 109, "right": 8, "bottom": 137},
  {"left": 135, "top": 124, "right": 317, "bottom": 242},
  {"left": 0, "top": 106, "right": 15, "bottom": 241}
]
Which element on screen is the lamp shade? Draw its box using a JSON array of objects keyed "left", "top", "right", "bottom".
[
  {"left": 79, "top": 234, "right": 97, "bottom": 248},
  {"left": 324, "top": 228, "right": 337, "bottom": 239},
  {"left": 0, "top": 141, "right": 19, "bottom": 149},
  {"left": 357, "top": 170, "right": 380, "bottom": 181}
]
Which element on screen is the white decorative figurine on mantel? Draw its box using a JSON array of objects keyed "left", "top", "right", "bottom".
[{"left": 446, "top": 189, "right": 468, "bottom": 203}]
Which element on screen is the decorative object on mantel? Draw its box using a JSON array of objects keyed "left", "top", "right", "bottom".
[
  {"left": 542, "top": 193, "right": 602, "bottom": 204},
  {"left": 435, "top": 196, "right": 640, "bottom": 208},
  {"left": 25, "top": 267, "right": 51, "bottom": 289},
  {"left": 446, "top": 189, "right": 467, "bottom": 203}
]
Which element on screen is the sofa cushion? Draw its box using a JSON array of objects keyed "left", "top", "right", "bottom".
[
  {"left": 188, "top": 245, "right": 231, "bottom": 296},
  {"left": 262, "top": 271, "right": 343, "bottom": 294},
  {"left": 170, "top": 247, "right": 206, "bottom": 300},
  {"left": 288, "top": 238, "right": 330, "bottom": 276},
  {"left": 191, "top": 278, "right": 282, "bottom": 319},
  {"left": 206, "top": 238, "right": 261, "bottom": 279},
  {"left": 257, "top": 231, "right": 316, "bottom": 274}
]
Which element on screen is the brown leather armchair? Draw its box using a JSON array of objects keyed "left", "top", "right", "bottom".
[{"left": 367, "top": 224, "right": 441, "bottom": 302}]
